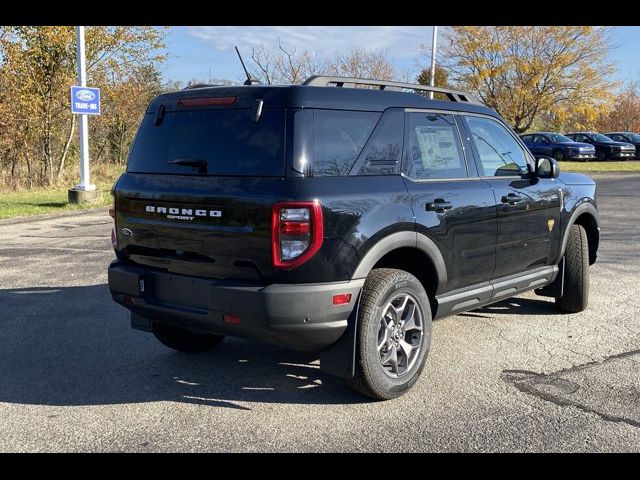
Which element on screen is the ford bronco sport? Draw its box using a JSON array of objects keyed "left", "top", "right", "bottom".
[{"left": 108, "top": 76, "right": 600, "bottom": 400}]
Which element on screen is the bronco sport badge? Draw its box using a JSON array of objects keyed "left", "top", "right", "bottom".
[{"left": 145, "top": 205, "right": 222, "bottom": 221}]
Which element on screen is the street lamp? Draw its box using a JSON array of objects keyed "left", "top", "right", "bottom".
[{"left": 429, "top": 26, "right": 438, "bottom": 100}]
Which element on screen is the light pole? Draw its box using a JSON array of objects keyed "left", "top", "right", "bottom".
[{"left": 429, "top": 26, "right": 438, "bottom": 100}]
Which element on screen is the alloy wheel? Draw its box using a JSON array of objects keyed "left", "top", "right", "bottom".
[{"left": 377, "top": 293, "right": 424, "bottom": 378}]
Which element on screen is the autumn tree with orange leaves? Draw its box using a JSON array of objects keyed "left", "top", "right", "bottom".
[
  {"left": 596, "top": 83, "right": 640, "bottom": 133},
  {"left": 0, "top": 26, "right": 166, "bottom": 188},
  {"left": 443, "top": 26, "right": 617, "bottom": 133}
]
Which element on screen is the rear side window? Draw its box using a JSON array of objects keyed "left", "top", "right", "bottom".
[
  {"left": 127, "top": 108, "right": 285, "bottom": 176},
  {"left": 354, "top": 110, "right": 404, "bottom": 176},
  {"left": 405, "top": 112, "right": 467, "bottom": 179},
  {"left": 312, "top": 110, "right": 380, "bottom": 176}
]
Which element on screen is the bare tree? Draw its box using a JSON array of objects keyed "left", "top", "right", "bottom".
[
  {"left": 250, "top": 44, "right": 278, "bottom": 85},
  {"left": 325, "top": 48, "right": 395, "bottom": 81},
  {"left": 250, "top": 41, "right": 323, "bottom": 85},
  {"left": 248, "top": 44, "right": 396, "bottom": 85},
  {"left": 274, "top": 43, "right": 324, "bottom": 84}
]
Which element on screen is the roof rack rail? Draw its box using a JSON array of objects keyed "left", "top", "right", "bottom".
[{"left": 302, "top": 76, "right": 482, "bottom": 105}]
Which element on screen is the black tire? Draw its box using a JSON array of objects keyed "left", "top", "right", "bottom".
[
  {"left": 555, "top": 224, "right": 589, "bottom": 313},
  {"left": 348, "top": 268, "right": 432, "bottom": 401},
  {"left": 553, "top": 149, "right": 565, "bottom": 162},
  {"left": 596, "top": 150, "right": 607, "bottom": 161},
  {"left": 153, "top": 322, "right": 225, "bottom": 353}
]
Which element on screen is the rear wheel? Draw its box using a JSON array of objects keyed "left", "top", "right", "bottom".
[
  {"left": 556, "top": 224, "right": 589, "bottom": 313},
  {"left": 153, "top": 322, "right": 225, "bottom": 353},
  {"left": 596, "top": 150, "right": 607, "bottom": 161},
  {"left": 349, "top": 268, "right": 432, "bottom": 400}
]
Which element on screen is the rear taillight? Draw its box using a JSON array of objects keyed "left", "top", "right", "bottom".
[
  {"left": 272, "top": 201, "right": 323, "bottom": 269},
  {"left": 109, "top": 193, "right": 116, "bottom": 248},
  {"left": 109, "top": 192, "right": 115, "bottom": 219}
]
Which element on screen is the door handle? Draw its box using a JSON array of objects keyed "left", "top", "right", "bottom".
[
  {"left": 425, "top": 199, "right": 453, "bottom": 212},
  {"left": 501, "top": 193, "right": 523, "bottom": 205}
]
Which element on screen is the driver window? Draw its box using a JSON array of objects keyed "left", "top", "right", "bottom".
[{"left": 464, "top": 116, "right": 529, "bottom": 177}]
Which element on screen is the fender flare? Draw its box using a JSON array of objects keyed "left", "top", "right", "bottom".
[
  {"left": 321, "top": 231, "right": 447, "bottom": 379},
  {"left": 558, "top": 201, "right": 600, "bottom": 262},
  {"left": 350, "top": 231, "right": 447, "bottom": 293}
]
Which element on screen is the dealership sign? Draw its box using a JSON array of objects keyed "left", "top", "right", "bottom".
[{"left": 70, "top": 86, "right": 101, "bottom": 115}]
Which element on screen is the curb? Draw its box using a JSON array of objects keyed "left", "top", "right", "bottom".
[{"left": 0, "top": 206, "right": 111, "bottom": 226}]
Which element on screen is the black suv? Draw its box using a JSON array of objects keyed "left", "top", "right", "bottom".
[
  {"left": 604, "top": 132, "right": 640, "bottom": 159},
  {"left": 108, "top": 76, "right": 600, "bottom": 400},
  {"left": 565, "top": 132, "right": 635, "bottom": 161}
]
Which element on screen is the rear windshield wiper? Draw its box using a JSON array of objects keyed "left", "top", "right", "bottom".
[{"left": 166, "top": 158, "right": 208, "bottom": 173}]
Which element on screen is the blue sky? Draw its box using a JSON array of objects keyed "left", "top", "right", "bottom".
[{"left": 162, "top": 26, "right": 640, "bottom": 86}]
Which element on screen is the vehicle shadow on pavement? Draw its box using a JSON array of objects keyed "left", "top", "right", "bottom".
[
  {"left": 472, "top": 297, "right": 562, "bottom": 316},
  {"left": 0, "top": 285, "right": 365, "bottom": 410}
]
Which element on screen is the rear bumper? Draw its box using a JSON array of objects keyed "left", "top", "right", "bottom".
[{"left": 108, "top": 260, "right": 364, "bottom": 352}]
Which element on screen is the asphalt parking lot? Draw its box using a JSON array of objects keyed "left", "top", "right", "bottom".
[{"left": 0, "top": 173, "right": 639, "bottom": 452}]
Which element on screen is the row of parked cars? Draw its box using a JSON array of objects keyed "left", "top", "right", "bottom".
[{"left": 520, "top": 131, "right": 640, "bottom": 161}]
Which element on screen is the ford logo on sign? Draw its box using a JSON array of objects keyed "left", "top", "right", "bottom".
[{"left": 75, "top": 89, "right": 96, "bottom": 101}]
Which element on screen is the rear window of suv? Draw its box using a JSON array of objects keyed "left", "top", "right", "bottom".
[
  {"left": 127, "top": 108, "right": 285, "bottom": 176},
  {"left": 312, "top": 110, "right": 380, "bottom": 176}
]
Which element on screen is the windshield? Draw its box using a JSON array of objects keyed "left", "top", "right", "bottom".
[
  {"left": 127, "top": 108, "right": 285, "bottom": 176},
  {"left": 592, "top": 133, "right": 614, "bottom": 143},
  {"left": 548, "top": 133, "right": 573, "bottom": 143},
  {"left": 625, "top": 133, "right": 640, "bottom": 142}
]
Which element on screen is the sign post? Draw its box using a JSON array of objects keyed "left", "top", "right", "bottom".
[{"left": 68, "top": 25, "right": 100, "bottom": 204}]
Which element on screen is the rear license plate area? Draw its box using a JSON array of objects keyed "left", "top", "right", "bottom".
[
  {"left": 157, "top": 237, "right": 203, "bottom": 254},
  {"left": 150, "top": 273, "right": 208, "bottom": 310}
]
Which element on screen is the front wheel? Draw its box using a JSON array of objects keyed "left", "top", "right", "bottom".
[
  {"left": 553, "top": 150, "right": 565, "bottom": 162},
  {"left": 153, "top": 322, "right": 225, "bottom": 353},
  {"left": 556, "top": 224, "right": 590, "bottom": 313},
  {"left": 596, "top": 150, "right": 607, "bottom": 161},
  {"left": 348, "top": 268, "right": 432, "bottom": 400}
]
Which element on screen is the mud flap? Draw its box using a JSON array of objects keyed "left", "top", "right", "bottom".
[
  {"left": 318, "top": 292, "right": 361, "bottom": 379},
  {"left": 535, "top": 258, "right": 565, "bottom": 298}
]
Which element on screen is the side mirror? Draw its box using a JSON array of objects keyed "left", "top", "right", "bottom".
[{"left": 535, "top": 156, "right": 560, "bottom": 179}]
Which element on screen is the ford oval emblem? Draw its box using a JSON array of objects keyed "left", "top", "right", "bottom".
[
  {"left": 75, "top": 89, "right": 96, "bottom": 101},
  {"left": 121, "top": 228, "right": 133, "bottom": 237}
]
